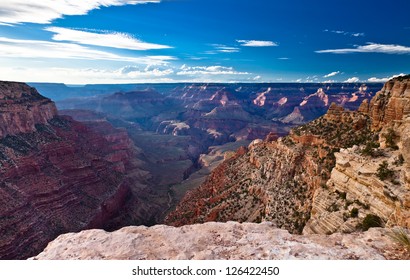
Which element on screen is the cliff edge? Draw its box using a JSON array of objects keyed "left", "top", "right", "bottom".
[{"left": 31, "top": 222, "right": 406, "bottom": 260}]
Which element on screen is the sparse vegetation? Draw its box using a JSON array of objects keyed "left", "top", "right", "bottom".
[
  {"left": 350, "top": 208, "right": 359, "bottom": 218},
  {"left": 376, "top": 161, "right": 394, "bottom": 181},
  {"left": 339, "top": 191, "right": 347, "bottom": 200},
  {"left": 388, "top": 228, "right": 410, "bottom": 253},
  {"left": 361, "top": 141, "right": 381, "bottom": 157},
  {"left": 394, "top": 154, "right": 405, "bottom": 166},
  {"left": 384, "top": 128, "right": 399, "bottom": 150},
  {"left": 361, "top": 214, "right": 382, "bottom": 231}
]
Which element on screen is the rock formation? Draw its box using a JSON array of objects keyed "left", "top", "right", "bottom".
[
  {"left": 305, "top": 75, "right": 410, "bottom": 234},
  {"left": 166, "top": 101, "right": 374, "bottom": 233},
  {"left": 0, "top": 82, "right": 153, "bottom": 259},
  {"left": 0, "top": 82, "right": 57, "bottom": 137},
  {"left": 167, "top": 76, "right": 410, "bottom": 236},
  {"left": 31, "top": 222, "right": 407, "bottom": 260}
]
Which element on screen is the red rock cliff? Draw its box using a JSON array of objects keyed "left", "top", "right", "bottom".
[
  {"left": 0, "top": 82, "right": 57, "bottom": 137},
  {"left": 0, "top": 81, "right": 148, "bottom": 259}
]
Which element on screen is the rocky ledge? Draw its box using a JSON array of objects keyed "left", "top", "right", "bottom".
[{"left": 31, "top": 222, "right": 406, "bottom": 260}]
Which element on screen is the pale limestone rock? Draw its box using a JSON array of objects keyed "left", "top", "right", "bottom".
[
  {"left": 305, "top": 146, "right": 410, "bottom": 234},
  {"left": 31, "top": 222, "right": 399, "bottom": 260}
]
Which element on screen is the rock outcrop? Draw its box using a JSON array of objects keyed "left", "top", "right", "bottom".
[
  {"left": 305, "top": 75, "right": 410, "bottom": 234},
  {"left": 0, "top": 82, "right": 57, "bottom": 137},
  {"left": 369, "top": 77, "right": 410, "bottom": 131},
  {"left": 31, "top": 222, "right": 406, "bottom": 260}
]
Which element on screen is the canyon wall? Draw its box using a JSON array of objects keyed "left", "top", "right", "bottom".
[
  {"left": 305, "top": 76, "right": 410, "bottom": 234},
  {"left": 0, "top": 82, "right": 57, "bottom": 137},
  {"left": 0, "top": 82, "right": 152, "bottom": 259},
  {"left": 167, "top": 76, "right": 410, "bottom": 235}
]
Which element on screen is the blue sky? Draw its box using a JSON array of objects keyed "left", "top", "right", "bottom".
[{"left": 0, "top": 0, "right": 409, "bottom": 84}]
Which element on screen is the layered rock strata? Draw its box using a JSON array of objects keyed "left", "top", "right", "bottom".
[
  {"left": 0, "top": 82, "right": 150, "bottom": 259},
  {"left": 0, "top": 82, "right": 57, "bottom": 137},
  {"left": 167, "top": 76, "right": 410, "bottom": 236},
  {"left": 305, "top": 76, "right": 410, "bottom": 234}
]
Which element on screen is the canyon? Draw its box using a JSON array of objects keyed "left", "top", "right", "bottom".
[
  {"left": 167, "top": 76, "right": 410, "bottom": 241},
  {"left": 3, "top": 79, "right": 408, "bottom": 260},
  {"left": 0, "top": 82, "right": 161, "bottom": 259},
  {"left": 48, "top": 82, "right": 382, "bottom": 215}
]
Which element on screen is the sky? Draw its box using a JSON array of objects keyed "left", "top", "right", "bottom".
[{"left": 0, "top": 0, "right": 409, "bottom": 84}]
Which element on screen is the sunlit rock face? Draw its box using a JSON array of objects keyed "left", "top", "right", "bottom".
[
  {"left": 31, "top": 222, "right": 403, "bottom": 260},
  {"left": 0, "top": 82, "right": 57, "bottom": 137}
]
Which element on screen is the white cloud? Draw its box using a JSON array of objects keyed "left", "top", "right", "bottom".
[
  {"left": 46, "top": 27, "right": 171, "bottom": 50},
  {"left": 316, "top": 43, "right": 410, "bottom": 54},
  {"left": 324, "top": 30, "right": 365, "bottom": 37},
  {"left": 120, "top": 65, "right": 174, "bottom": 77},
  {"left": 0, "top": 37, "right": 175, "bottom": 64},
  {"left": 177, "top": 65, "right": 250, "bottom": 76},
  {"left": 236, "top": 40, "right": 278, "bottom": 47},
  {"left": 211, "top": 44, "right": 240, "bottom": 53},
  {"left": 323, "top": 80, "right": 335, "bottom": 83},
  {"left": 367, "top": 73, "right": 406, "bottom": 83},
  {"left": 352, "top": 33, "right": 365, "bottom": 37},
  {"left": 344, "top": 77, "right": 360, "bottom": 83},
  {"left": 0, "top": 64, "right": 255, "bottom": 84},
  {"left": 278, "top": 57, "right": 289, "bottom": 60},
  {"left": 324, "top": 71, "right": 340, "bottom": 78},
  {"left": 0, "top": 0, "right": 161, "bottom": 25},
  {"left": 253, "top": 75, "right": 261, "bottom": 81},
  {"left": 0, "top": 66, "right": 175, "bottom": 84}
]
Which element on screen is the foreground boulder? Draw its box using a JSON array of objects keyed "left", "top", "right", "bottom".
[{"left": 31, "top": 222, "right": 406, "bottom": 260}]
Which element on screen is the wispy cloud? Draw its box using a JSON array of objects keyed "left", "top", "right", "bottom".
[
  {"left": 323, "top": 29, "right": 365, "bottom": 37},
  {"left": 0, "top": 37, "right": 175, "bottom": 64},
  {"left": 0, "top": 66, "right": 175, "bottom": 84},
  {"left": 367, "top": 73, "right": 406, "bottom": 83},
  {"left": 45, "top": 27, "right": 171, "bottom": 50},
  {"left": 316, "top": 43, "right": 410, "bottom": 54},
  {"left": 236, "top": 40, "right": 278, "bottom": 47},
  {"left": 323, "top": 71, "right": 340, "bottom": 78},
  {"left": 278, "top": 57, "right": 289, "bottom": 60},
  {"left": 344, "top": 77, "right": 360, "bottom": 83},
  {"left": 177, "top": 64, "right": 250, "bottom": 75},
  {"left": 120, "top": 65, "right": 174, "bottom": 77},
  {"left": 0, "top": 0, "right": 161, "bottom": 25},
  {"left": 209, "top": 44, "right": 240, "bottom": 53}
]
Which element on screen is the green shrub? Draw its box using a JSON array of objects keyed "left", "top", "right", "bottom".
[
  {"left": 394, "top": 154, "right": 405, "bottom": 166},
  {"left": 361, "top": 141, "right": 380, "bottom": 157},
  {"left": 376, "top": 161, "right": 394, "bottom": 181},
  {"left": 361, "top": 214, "right": 382, "bottom": 231},
  {"left": 350, "top": 208, "right": 359, "bottom": 218},
  {"left": 384, "top": 128, "right": 399, "bottom": 150}
]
